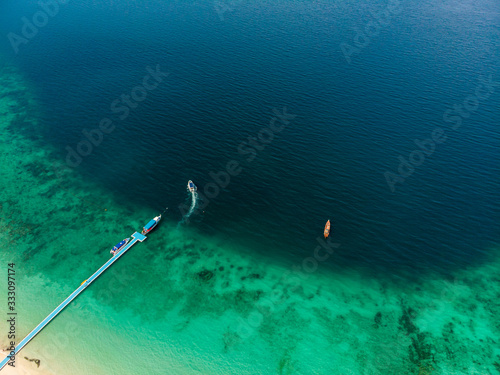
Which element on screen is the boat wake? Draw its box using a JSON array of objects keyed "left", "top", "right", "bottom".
[
  {"left": 186, "top": 190, "right": 198, "bottom": 219},
  {"left": 178, "top": 190, "right": 198, "bottom": 226}
]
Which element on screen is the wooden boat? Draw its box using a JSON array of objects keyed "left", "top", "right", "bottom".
[{"left": 324, "top": 220, "right": 331, "bottom": 238}]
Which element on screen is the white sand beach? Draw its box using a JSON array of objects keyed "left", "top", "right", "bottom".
[{"left": 0, "top": 350, "right": 53, "bottom": 375}]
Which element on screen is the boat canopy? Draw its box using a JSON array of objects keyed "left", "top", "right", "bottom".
[
  {"left": 113, "top": 240, "right": 126, "bottom": 251},
  {"left": 144, "top": 219, "right": 156, "bottom": 230}
]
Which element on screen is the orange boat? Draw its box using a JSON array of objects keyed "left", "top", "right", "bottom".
[{"left": 324, "top": 220, "right": 331, "bottom": 238}]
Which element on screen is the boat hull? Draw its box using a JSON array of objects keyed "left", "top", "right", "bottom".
[
  {"left": 110, "top": 238, "right": 130, "bottom": 256},
  {"left": 187, "top": 180, "right": 197, "bottom": 192},
  {"left": 324, "top": 220, "right": 331, "bottom": 238},
  {"left": 142, "top": 215, "right": 162, "bottom": 235}
]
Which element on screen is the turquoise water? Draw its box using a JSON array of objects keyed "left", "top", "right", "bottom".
[{"left": 0, "top": 0, "right": 500, "bottom": 373}]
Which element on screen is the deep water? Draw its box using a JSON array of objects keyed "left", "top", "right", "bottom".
[{"left": 0, "top": 0, "right": 499, "bottom": 374}]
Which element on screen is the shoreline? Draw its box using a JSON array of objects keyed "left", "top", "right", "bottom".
[{"left": 0, "top": 350, "right": 52, "bottom": 375}]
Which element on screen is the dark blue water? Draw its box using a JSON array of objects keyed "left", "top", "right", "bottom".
[{"left": 1, "top": 0, "right": 499, "bottom": 277}]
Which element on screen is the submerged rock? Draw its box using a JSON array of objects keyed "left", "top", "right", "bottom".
[
  {"left": 494, "top": 362, "right": 500, "bottom": 372},
  {"left": 242, "top": 273, "right": 261, "bottom": 281},
  {"left": 409, "top": 333, "right": 434, "bottom": 365},
  {"left": 23, "top": 357, "right": 41, "bottom": 368},
  {"left": 197, "top": 269, "right": 214, "bottom": 282},
  {"left": 399, "top": 306, "right": 418, "bottom": 335},
  {"left": 374, "top": 312, "right": 382, "bottom": 327}
]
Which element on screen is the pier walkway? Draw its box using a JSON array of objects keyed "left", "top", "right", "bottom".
[{"left": 0, "top": 232, "right": 147, "bottom": 371}]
